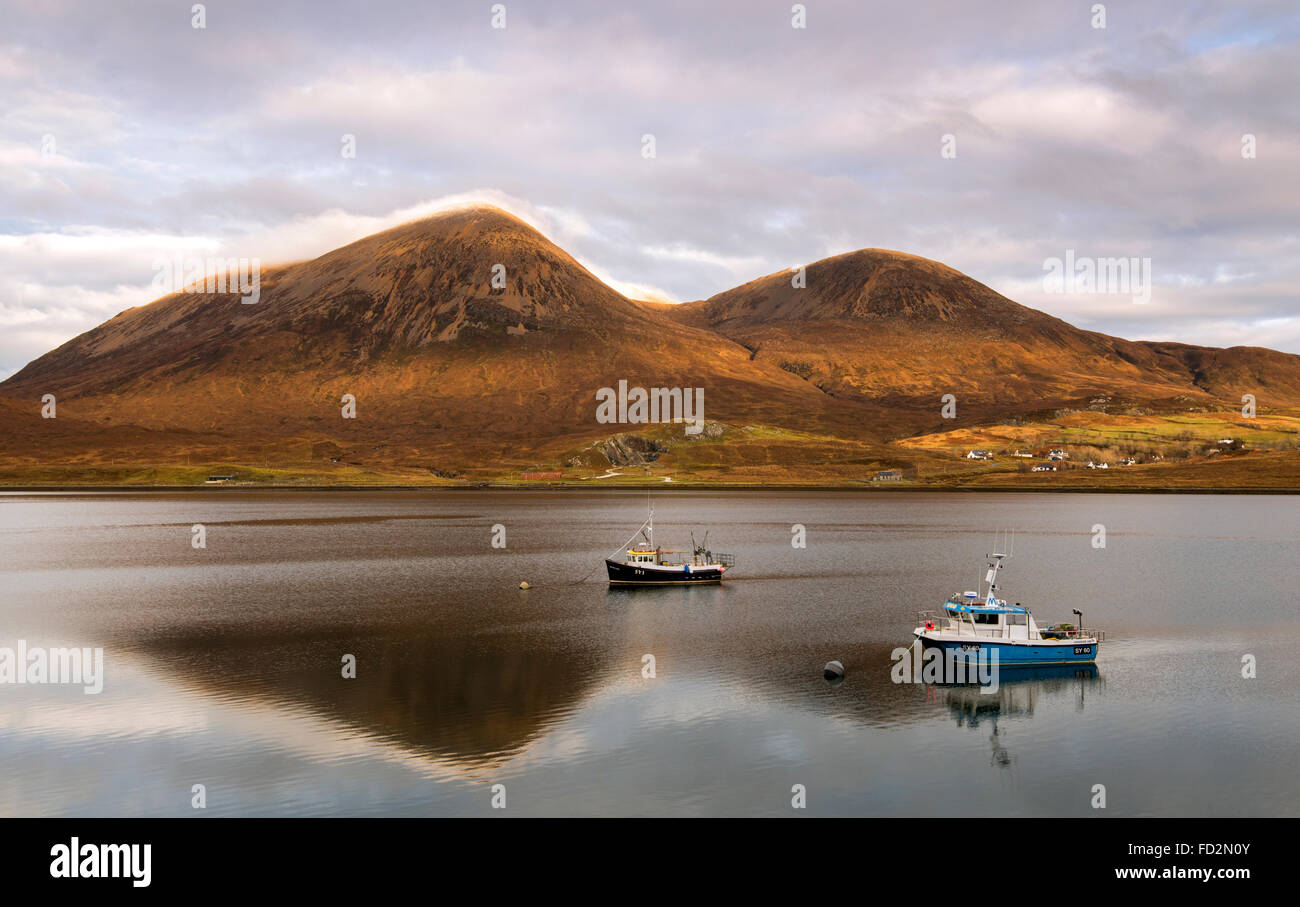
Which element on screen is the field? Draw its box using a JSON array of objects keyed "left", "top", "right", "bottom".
[{"left": 2, "top": 408, "right": 1297, "bottom": 490}]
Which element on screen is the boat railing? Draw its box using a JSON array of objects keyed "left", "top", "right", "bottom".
[{"left": 659, "top": 551, "right": 736, "bottom": 567}]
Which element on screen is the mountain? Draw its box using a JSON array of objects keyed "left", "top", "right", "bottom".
[
  {"left": 1, "top": 205, "right": 1297, "bottom": 484},
  {"left": 0, "top": 207, "right": 886, "bottom": 477},
  {"left": 664, "top": 249, "right": 1300, "bottom": 418}
]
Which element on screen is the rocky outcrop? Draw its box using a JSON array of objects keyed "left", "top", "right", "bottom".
[{"left": 566, "top": 433, "right": 666, "bottom": 467}]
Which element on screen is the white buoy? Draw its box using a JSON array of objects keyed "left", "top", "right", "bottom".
[
  {"left": 823, "top": 660, "right": 845, "bottom": 680},
  {"left": 518, "top": 581, "right": 532, "bottom": 590}
]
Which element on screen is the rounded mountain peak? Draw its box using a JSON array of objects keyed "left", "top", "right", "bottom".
[{"left": 701, "top": 247, "right": 1038, "bottom": 327}]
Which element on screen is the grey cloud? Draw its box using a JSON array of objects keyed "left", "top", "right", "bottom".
[{"left": 0, "top": 0, "right": 1296, "bottom": 376}]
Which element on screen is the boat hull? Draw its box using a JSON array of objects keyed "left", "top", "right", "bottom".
[
  {"left": 605, "top": 558, "right": 725, "bottom": 585},
  {"left": 916, "top": 634, "right": 1100, "bottom": 667}
]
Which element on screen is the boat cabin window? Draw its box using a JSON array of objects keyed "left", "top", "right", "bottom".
[
  {"left": 1007, "top": 613, "right": 1027, "bottom": 625},
  {"left": 945, "top": 609, "right": 959, "bottom": 619},
  {"left": 973, "top": 613, "right": 1001, "bottom": 625}
]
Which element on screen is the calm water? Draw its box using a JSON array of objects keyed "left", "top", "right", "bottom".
[{"left": 0, "top": 490, "right": 1296, "bottom": 817}]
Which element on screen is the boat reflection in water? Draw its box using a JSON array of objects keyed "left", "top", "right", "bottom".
[{"left": 939, "top": 663, "right": 1103, "bottom": 769}]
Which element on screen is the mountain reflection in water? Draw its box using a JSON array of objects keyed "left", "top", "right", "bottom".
[{"left": 1, "top": 490, "right": 1297, "bottom": 816}]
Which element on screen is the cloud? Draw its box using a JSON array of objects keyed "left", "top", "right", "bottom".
[{"left": 0, "top": 0, "right": 1297, "bottom": 376}]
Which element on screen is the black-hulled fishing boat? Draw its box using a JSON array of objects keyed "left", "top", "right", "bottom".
[{"left": 605, "top": 507, "right": 735, "bottom": 586}]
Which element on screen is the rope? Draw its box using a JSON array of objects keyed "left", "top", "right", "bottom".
[{"left": 564, "top": 562, "right": 605, "bottom": 587}]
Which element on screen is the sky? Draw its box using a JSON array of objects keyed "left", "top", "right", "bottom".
[{"left": 1, "top": 0, "right": 1297, "bottom": 379}]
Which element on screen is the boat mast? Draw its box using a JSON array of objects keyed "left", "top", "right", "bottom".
[
  {"left": 984, "top": 530, "right": 1008, "bottom": 607},
  {"left": 984, "top": 554, "right": 1005, "bottom": 607}
]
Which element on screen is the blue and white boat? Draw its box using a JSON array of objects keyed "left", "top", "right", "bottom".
[{"left": 913, "top": 548, "right": 1104, "bottom": 667}]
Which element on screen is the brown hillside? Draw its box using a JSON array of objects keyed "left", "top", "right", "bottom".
[
  {"left": 2, "top": 209, "right": 1297, "bottom": 483},
  {"left": 666, "top": 249, "right": 1300, "bottom": 414},
  {"left": 0, "top": 207, "right": 887, "bottom": 473}
]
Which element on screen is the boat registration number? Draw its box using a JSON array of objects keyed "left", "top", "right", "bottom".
[{"left": 1074, "top": 646, "right": 1093, "bottom": 655}]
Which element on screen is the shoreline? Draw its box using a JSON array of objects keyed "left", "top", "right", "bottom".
[{"left": 2, "top": 483, "right": 1297, "bottom": 494}]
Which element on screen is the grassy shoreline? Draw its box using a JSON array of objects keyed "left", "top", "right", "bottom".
[{"left": 2, "top": 482, "right": 1296, "bottom": 494}]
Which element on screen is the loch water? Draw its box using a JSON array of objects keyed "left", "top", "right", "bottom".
[{"left": 1, "top": 489, "right": 1296, "bottom": 817}]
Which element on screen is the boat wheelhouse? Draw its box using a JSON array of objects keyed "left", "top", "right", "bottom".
[
  {"left": 913, "top": 548, "right": 1104, "bottom": 667},
  {"left": 605, "top": 507, "right": 734, "bottom": 586}
]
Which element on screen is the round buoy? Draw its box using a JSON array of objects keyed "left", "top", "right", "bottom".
[
  {"left": 518, "top": 581, "right": 532, "bottom": 590},
  {"left": 823, "top": 660, "right": 845, "bottom": 680}
]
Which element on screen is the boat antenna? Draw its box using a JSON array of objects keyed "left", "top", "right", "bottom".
[
  {"left": 636, "top": 497, "right": 655, "bottom": 549},
  {"left": 984, "top": 533, "right": 1009, "bottom": 608}
]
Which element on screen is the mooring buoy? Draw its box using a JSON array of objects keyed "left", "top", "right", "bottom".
[
  {"left": 518, "top": 581, "right": 532, "bottom": 590},
  {"left": 823, "top": 660, "right": 845, "bottom": 680}
]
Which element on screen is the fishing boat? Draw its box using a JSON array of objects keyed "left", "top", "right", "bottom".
[
  {"left": 605, "top": 507, "right": 735, "bottom": 586},
  {"left": 913, "top": 545, "right": 1104, "bottom": 666}
]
